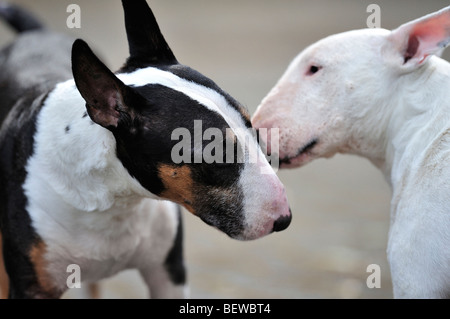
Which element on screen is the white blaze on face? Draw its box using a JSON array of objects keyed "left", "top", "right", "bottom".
[
  {"left": 239, "top": 148, "right": 290, "bottom": 239},
  {"left": 120, "top": 67, "right": 291, "bottom": 239}
]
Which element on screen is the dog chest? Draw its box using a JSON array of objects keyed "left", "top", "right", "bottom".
[{"left": 26, "top": 196, "right": 180, "bottom": 288}]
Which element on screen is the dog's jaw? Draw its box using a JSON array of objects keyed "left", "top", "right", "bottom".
[{"left": 279, "top": 138, "right": 318, "bottom": 168}]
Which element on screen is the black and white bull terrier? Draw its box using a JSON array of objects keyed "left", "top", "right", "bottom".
[
  {"left": 253, "top": 6, "right": 450, "bottom": 298},
  {"left": 0, "top": 0, "right": 291, "bottom": 299}
]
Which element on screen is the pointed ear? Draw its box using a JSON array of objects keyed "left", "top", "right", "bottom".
[
  {"left": 388, "top": 6, "right": 450, "bottom": 66},
  {"left": 121, "top": 0, "right": 177, "bottom": 69},
  {"left": 72, "top": 39, "right": 134, "bottom": 129}
]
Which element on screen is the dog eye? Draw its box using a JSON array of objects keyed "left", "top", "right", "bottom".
[{"left": 307, "top": 65, "right": 320, "bottom": 75}]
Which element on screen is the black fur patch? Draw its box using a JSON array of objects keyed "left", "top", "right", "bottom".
[
  {"left": 120, "top": 0, "right": 177, "bottom": 69},
  {"left": 114, "top": 84, "right": 241, "bottom": 191},
  {"left": 113, "top": 83, "right": 245, "bottom": 236},
  {"left": 164, "top": 206, "right": 186, "bottom": 285},
  {"left": 0, "top": 15, "right": 73, "bottom": 297},
  {"left": 0, "top": 3, "right": 44, "bottom": 33},
  {"left": 0, "top": 91, "right": 51, "bottom": 298}
]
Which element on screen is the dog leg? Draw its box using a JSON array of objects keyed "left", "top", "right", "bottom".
[
  {"left": 388, "top": 215, "right": 450, "bottom": 298},
  {"left": 139, "top": 266, "right": 187, "bottom": 299},
  {"left": 0, "top": 231, "right": 9, "bottom": 299},
  {"left": 87, "top": 283, "right": 100, "bottom": 299},
  {"left": 75, "top": 282, "right": 100, "bottom": 299}
]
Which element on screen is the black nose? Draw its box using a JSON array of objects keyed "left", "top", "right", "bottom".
[{"left": 272, "top": 212, "right": 292, "bottom": 232}]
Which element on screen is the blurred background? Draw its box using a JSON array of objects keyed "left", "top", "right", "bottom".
[{"left": 1, "top": 0, "right": 448, "bottom": 299}]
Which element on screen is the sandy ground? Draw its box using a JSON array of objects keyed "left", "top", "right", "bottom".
[{"left": 1, "top": 0, "right": 449, "bottom": 299}]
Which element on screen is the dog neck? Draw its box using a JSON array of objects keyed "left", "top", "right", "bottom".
[
  {"left": 376, "top": 57, "right": 450, "bottom": 183},
  {"left": 343, "top": 56, "right": 450, "bottom": 185},
  {"left": 24, "top": 79, "right": 155, "bottom": 214}
]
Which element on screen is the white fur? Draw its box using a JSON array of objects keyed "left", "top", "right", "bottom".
[{"left": 253, "top": 8, "right": 450, "bottom": 298}]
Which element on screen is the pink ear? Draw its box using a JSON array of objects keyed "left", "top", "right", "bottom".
[{"left": 389, "top": 6, "right": 450, "bottom": 65}]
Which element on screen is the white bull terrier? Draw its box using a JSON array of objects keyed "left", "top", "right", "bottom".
[{"left": 253, "top": 7, "right": 450, "bottom": 298}]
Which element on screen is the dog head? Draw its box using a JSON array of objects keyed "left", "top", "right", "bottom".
[
  {"left": 70, "top": 0, "right": 291, "bottom": 240},
  {"left": 253, "top": 6, "right": 450, "bottom": 168}
]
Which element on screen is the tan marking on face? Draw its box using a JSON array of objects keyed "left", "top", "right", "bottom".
[
  {"left": 29, "top": 240, "right": 58, "bottom": 296},
  {"left": 158, "top": 164, "right": 195, "bottom": 213},
  {"left": 0, "top": 231, "right": 9, "bottom": 299}
]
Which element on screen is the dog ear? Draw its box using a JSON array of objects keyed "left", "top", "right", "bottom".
[
  {"left": 388, "top": 6, "right": 450, "bottom": 67},
  {"left": 72, "top": 39, "right": 134, "bottom": 129},
  {"left": 120, "top": 0, "right": 177, "bottom": 69}
]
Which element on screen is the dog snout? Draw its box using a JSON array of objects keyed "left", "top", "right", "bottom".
[
  {"left": 267, "top": 175, "right": 292, "bottom": 231},
  {"left": 239, "top": 161, "right": 292, "bottom": 240}
]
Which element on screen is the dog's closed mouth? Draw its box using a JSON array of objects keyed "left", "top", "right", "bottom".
[{"left": 280, "top": 138, "right": 318, "bottom": 165}]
